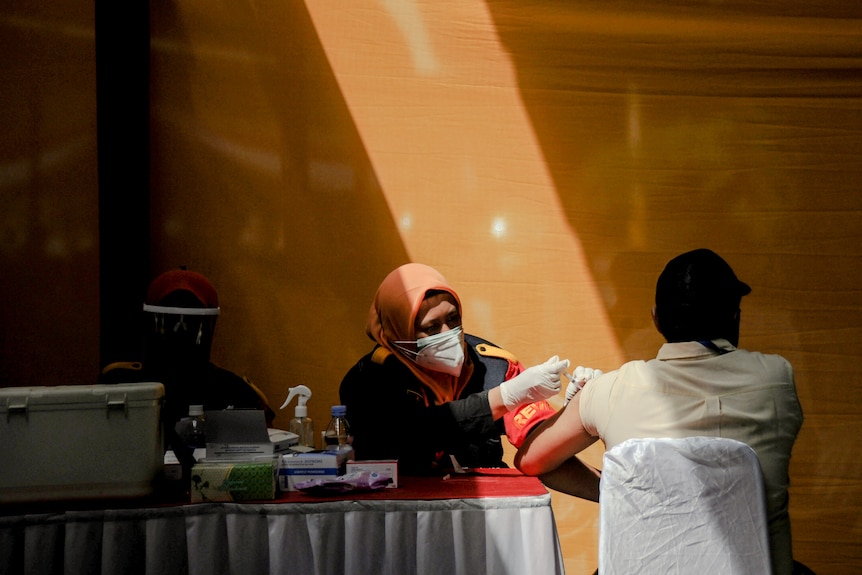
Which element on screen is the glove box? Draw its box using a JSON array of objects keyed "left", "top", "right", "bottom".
[{"left": 0, "top": 382, "right": 165, "bottom": 504}]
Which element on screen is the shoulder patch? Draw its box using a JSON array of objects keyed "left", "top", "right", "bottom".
[
  {"left": 475, "top": 343, "right": 518, "bottom": 363},
  {"left": 101, "top": 361, "right": 143, "bottom": 374},
  {"left": 371, "top": 346, "right": 393, "bottom": 365}
]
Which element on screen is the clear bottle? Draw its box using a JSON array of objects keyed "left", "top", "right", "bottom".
[
  {"left": 282, "top": 385, "right": 314, "bottom": 449},
  {"left": 289, "top": 402, "right": 314, "bottom": 449},
  {"left": 324, "top": 405, "right": 354, "bottom": 473},
  {"left": 184, "top": 404, "right": 207, "bottom": 449}
]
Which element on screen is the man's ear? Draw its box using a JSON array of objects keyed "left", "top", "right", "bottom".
[{"left": 651, "top": 306, "right": 660, "bottom": 332}]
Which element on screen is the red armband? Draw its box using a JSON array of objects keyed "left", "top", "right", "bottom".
[{"left": 504, "top": 400, "right": 556, "bottom": 448}]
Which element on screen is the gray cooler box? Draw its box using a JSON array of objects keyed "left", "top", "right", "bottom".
[{"left": 0, "top": 382, "right": 165, "bottom": 503}]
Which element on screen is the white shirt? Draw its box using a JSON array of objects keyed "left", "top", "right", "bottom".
[{"left": 580, "top": 339, "right": 803, "bottom": 575}]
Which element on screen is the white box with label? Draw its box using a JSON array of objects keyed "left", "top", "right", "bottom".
[
  {"left": 278, "top": 452, "right": 338, "bottom": 491},
  {"left": 346, "top": 459, "right": 399, "bottom": 488}
]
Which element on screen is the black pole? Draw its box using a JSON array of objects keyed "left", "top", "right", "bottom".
[{"left": 95, "top": 0, "right": 151, "bottom": 367}]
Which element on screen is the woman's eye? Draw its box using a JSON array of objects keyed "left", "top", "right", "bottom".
[{"left": 418, "top": 324, "right": 439, "bottom": 337}]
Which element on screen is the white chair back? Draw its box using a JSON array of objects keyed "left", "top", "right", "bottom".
[{"left": 598, "top": 436, "right": 772, "bottom": 575}]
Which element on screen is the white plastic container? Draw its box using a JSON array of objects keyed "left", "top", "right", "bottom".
[{"left": 0, "top": 382, "right": 165, "bottom": 503}]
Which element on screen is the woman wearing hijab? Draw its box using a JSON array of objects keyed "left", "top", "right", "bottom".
[{"left": 339, "top": 263, "right": 570, "bottom": 475}]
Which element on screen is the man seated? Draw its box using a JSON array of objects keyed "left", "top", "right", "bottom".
[{"left": 515, "top": 248, "right": 804, "bottom": 575}]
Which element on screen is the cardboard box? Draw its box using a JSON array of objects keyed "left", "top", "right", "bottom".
[
  {"left": 204, "top": 410, "right": 298, "bottom": 460},
  {"left": 346, "top": 460, "right": 399, "bottom": 488},
  {"left": 278, "top": 452, "right": 338, "bottom": 492},
  {"left": 0, "top": 382, "right": 165, "bottom": 503},
  {"left": 190, "top": 459, "right": 277, "bottom": 502}
]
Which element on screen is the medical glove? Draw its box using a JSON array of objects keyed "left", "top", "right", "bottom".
[
  {"left": 565, "top": 365, "right": 603, "bottom": 403},
  {"left": 500, "top": 355, "right": 570, "bottom": 410}
]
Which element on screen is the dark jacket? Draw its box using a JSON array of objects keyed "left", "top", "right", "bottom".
[{"left": 339, "top": 334, "right": 521, "bottom": 475}]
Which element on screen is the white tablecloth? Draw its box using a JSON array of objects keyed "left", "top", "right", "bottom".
[{"left": 0, "top": 481, "right": 565, "bottom": 575}]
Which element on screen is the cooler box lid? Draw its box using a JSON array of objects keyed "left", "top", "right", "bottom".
[{"left": 0, "top": 382, "right": 165, "bottom": 504}]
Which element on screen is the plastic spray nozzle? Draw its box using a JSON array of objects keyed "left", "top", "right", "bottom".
[{"left": 280, "top": 385, "right": 312, "bottom": 417}]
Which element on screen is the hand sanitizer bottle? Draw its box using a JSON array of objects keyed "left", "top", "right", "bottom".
[{"left": 280, "top": 385, "right": 314, "bottom": 449}]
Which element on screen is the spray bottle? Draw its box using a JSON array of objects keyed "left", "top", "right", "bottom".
[{"left": 280, "top": 385, "right": 314, "bottom": 449}]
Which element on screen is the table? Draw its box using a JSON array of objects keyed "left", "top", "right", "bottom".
[{"left": 0, "top": 470, "right": 565, "bottom": 575}]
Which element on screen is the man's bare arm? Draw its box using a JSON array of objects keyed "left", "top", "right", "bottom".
[
  {"left": 515, "top": 395, "right": 599, "bottom": 479},
  {"left": 539, "top": 456, "right": 601, "bottom": 502}
]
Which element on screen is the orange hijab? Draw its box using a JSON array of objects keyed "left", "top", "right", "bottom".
[{"left": 366, "top": 263, "right": 474, "bottom": 405}]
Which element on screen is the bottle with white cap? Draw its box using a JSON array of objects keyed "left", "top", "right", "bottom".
[
  {"left": 280, "top": 385, "right": 315, "bottom": 449},
  {"left": 183, "top": 404, "right": 207, "bottom": 449}
]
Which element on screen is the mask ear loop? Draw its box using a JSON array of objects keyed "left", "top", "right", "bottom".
[{"left": 391, "top": 342, "right": 420, "bottom": 359}]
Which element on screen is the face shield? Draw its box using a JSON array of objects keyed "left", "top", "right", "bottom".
[{"left": 142, "top": 303, "right": 220, "bottom": 367}]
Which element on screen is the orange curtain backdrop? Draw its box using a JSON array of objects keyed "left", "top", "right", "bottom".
[
  {"left": 143, "top": 2, "right": 862, "bottom": 572},
  {"left": 3, "top": 0, "right": 860, "bottom": 573},
  {"left": 304, "top": 2, "right": 622, "bottom": 367},
  {"left": 0, "top": 1, "right": 100, "bottom": 386}
]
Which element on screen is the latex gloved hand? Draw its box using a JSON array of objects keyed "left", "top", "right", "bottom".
[
  {"left": 500, "top": 355, "right": 570, "bottom": 410},
  {"left": 565, "top": 365, "right": 603, "bottom": 404}
]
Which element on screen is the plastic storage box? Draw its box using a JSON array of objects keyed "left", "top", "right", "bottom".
[{"left": 0, "top": 382, "right": 165, "bottom": 504}]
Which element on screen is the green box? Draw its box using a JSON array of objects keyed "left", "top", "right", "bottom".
[{"left": 190, "top": 459, "right": 277, "bottom": 502}]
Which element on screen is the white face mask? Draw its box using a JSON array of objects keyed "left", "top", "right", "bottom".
[{"left": 394, "top": 326, "right": 465, "bottom": 377}]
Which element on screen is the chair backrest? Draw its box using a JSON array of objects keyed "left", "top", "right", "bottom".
[{"left": 598, "top": 436, "right": 772, "bottom": 575}]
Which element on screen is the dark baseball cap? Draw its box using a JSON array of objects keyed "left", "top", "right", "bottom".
[{"left": 655, "top": 249, "right": 751, "bottom": 310}]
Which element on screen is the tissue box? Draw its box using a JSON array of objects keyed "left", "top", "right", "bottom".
[
  {"left": 190, "top": 459, "right": 277, "bottom": 502},
  {"left": 278, "top": 452, "right": 338, "bottom": 491},
  {"left": 346, "top": 460, "right": 399, "bottom": 488},
  {"left": 0, "top": 382, "right": 164, "bottom": 503}
]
